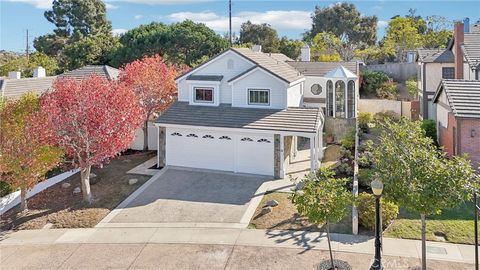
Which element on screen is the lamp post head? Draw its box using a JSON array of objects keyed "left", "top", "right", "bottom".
[{"left": 371, "top": 178, "right": 384, "bottom": 197}]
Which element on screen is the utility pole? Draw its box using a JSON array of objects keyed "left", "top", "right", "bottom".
[
  {"left": 25, "top": 29, "right": 30, "bottom": 62},
  {"left": 229, "top": 0, "right": 232, "bottom": 46}
]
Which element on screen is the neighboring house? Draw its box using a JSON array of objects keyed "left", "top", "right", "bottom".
[
  {"left": 155, "top": 46, "right": 359, "bottom": 178},
  {"left": 433, "top": 79, "right": 480, "bottom": 169},
  {"left": 417, "top": 19, "right": 480, "bottom": 120},
  {"left": 59, "top": 65, "right": 120, "bottom": 80},
  {"left": 0, "top": 67, "right": 56, "bottom": 100}
]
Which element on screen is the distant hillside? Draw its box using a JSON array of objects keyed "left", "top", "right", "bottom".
[{"left": 0, "top": 50, "right": 21, "bottom": 66}]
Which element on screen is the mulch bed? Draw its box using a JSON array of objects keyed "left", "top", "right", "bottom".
[{"left": 0, "top": 151, "right": 155, "bottom": 230}]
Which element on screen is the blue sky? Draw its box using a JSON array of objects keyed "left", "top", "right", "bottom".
[{"left": 1, "top": 0, "right": 479, "bottom": 53}]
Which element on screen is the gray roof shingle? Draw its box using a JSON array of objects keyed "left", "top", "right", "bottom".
[
  {"left": 434, "top": 79, "right": 480, "bottom": 118},
  {"left": 60, "top": 65, "right": 119, "bottom": 80},
  {"left": 231, "top": 48, "right": 304, "bottom": 83},
  {"left": 156, "top": 101, "right": 323, "bottom": 134},
  {"left": 463, "top": 33, "right": 480, "bottom": 68},
  {"left": 0, "top": 76, "right": 57, "bottom": 100},
  {"left": 417, "top": 49, "right": 454, "bottom": 63},
  {"left": 286, "top": 61, "right": 359, "bottom": 76}
]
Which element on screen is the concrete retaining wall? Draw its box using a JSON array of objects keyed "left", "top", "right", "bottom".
[
  {"left": 362, "top": 63, "right": 418, "bottom": 82},
  {"left": 359, "top": 99, "right": 417, "bottom": 119},
  {"left": 325, "top": 117, "right": 356, "bottom": 142},
  {"left": 0, "top": 169, "right": 80, "bottom": 215}
]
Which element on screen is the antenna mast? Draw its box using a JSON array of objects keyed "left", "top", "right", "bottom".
[{"left": 229, "top": 0, "right": 232, "bottom": 46}]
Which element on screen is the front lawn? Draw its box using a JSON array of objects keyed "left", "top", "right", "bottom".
[
  {"left": 384, "top": 202, "right": 475, "bottom": 244},
  {"left": 0, "top": 151, "right": 155, "bottom": 230},
  {"left": 249, "top": 192, "right": 352, "bottom": 234}
]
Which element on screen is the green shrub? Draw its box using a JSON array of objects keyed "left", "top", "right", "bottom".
[
  {"left": 336, "top": 162, "right": 353, "bottom": 177},
  {"left": 358, "top": 112, "right": 373, "bottom": 133},
  {"left": 421, "top": 119, "right": 437, "bottom": 143},
  {"left": 374, "top": 111, "right": 399, "bottom": 123},
  {"left": 340, "top": 128, "right": 356, "bottom": 150},
  {"left": 361, "top": 70, "right": 390, "bottom": 97},
  {"left": 358, "top": 168, "right": 375, "bottom": 187},
  {"left": 358, "top": 151, "right": 374, "bottom": 168},
  {"left": 0, "top": 181, "right": 13, "bottom": 197},
  {"left": 376, "top": 81, "right": 397, "bottom": 100},
  {"left": 357, "top": 192, "right": 399, "bottom": 230},
  {"left": 406, "top": 78, "right": 418, "bottom": 99}
]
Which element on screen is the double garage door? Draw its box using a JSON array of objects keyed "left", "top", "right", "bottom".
[{"left": 166, "top": 128, "right": 274, "bottom": 176}]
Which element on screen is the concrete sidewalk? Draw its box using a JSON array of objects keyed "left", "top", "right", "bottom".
[{"left": 0, "top": 227, "right": 475, "bottom": 265}]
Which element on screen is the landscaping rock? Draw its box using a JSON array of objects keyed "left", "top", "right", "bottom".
[
  {"left": 128, "top": 178, "right": 138, "bottom": 185},
  {"left": 266, "top": 199, "right": 279, "bottom": 207},
  {"left": 73, "top": 187, "right": 81, "bottom": 194},
  {"left": 61, "top": 182, "right": 71, "bottom": 189},
  {"left": 260, "top": 206, "right": 272, "bottom": 215}
]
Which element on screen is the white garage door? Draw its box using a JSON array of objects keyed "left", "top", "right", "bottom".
[{"left": 166, "top": 128, "right": 274, "bottom": 176}]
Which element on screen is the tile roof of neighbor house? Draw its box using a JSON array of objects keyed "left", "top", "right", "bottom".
[
  {"left": 0, "top": 76, "right": 57, "bottom": 100},
  {"left": 285, "top": 61, "right": 359, "bottom": 76},
  {"left": 186, "top": 75, "right": 224, "bottom": 81},
  {"left": 463, "top": 33, "right": 480, "bottom": 68},
  {"left": 433, "top": 79, "right": 480, "bottom": 118},
  {"left": 60, "top": 65, "right": 120, "bottom": 80},
  {"left": 156, "top": 101, "right": 323, "bottom": 134},
  {"left": 417, "top": 49, "right": 455, "bottom": 63},
  {"left": 268, "top": 53, "right": 294, "bottom": 62},
  {"left": 230, "top": 48, "right": 304, "bottom": 83}
]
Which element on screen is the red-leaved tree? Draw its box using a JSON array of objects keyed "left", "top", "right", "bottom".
[
  {"left": 119, "top": 55, "right": 187, "bottom": 150},
  {"left": 41, "top": 75, "right": 143, "bottom": 203}
]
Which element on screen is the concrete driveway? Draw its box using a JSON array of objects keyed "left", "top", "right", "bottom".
[{"left": 100, "top": 167, "right": 269, "bottom": 226}]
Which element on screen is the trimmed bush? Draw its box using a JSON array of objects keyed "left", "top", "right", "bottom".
[
  {"left": 421, "top": 119, "right": 437, "bottom": 143},
  {"left": 358, "top": 151, "right": 374, "bottom": 168},
  {"left": 358, "top": 112, "right": 373, "bottom": 133},
  {"left": 374, "top": 110, "right": 399, "bottom": 123},
  {"left": 340, "top": 128, "right": 356, "bottom": 150},
  {"left": 357, "top": 192, "right": 399, "bottom": 230},
  {"left": 377, "top": 81, "right": 397, "bottom": 100}
]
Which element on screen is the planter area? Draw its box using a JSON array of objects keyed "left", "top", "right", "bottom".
[{"left": 0, "top": 151, "right": 155, "bottom": 230}]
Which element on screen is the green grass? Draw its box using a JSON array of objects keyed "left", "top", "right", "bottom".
[{"left": 384, "top": 202, "right": 475, "bottom": 244}]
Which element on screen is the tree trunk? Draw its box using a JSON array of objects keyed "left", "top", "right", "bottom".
[
  {"left": 80, "top": 166, "right": 92, "bottom": 204},
  {"left": 20, "top": 188, "right": 28, "bottom": 212},
  {"left": 326, "top": 221, "right": 335, "bottom": 270},
  {"left": 143, "top": 120, "right": 149, "bottom": 151},
  {"left": 421, "top": 213, "right": 427, "bottom": 270}
]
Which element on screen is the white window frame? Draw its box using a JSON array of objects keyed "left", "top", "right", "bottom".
[
  {"left": 194, "top": 87, "right": 214, "bottom": 104},
  {"left": 187, "top": 80, "right": 221, "bottom": 106},
  {"left": 247, "top": 88, "right": 270, "bottom": 106}
]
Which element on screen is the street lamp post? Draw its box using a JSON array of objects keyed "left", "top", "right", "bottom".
[{"left": 370, "top": 178, "right": 384, "bottom": 270}]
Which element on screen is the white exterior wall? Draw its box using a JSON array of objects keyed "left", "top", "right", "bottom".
[
  {"left": 176, "top": 51, "right": 255, "bottom": 104},
  {"left": 436, "top": 91, "right": 450, "bottom": 129},
  {"left": 287, "top": 82, "right": 304, "bottom": 107},
  {"left": 424, "top": 63, "right": 455, "bottom": 92},
  {"left": 303, "top": 76, "right": 327, "bottom": 100},
  {"left": 231, "top": 68, "right": 288, "bottom": 109},
  {"left": 130, "top": 122, "right": 158, "bottom": 150},
  {"left": 464, "top": 64, "right": 476, "bottom": 80}
]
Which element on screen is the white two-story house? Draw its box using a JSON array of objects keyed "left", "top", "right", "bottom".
[{"left": 155, "top": 46, "right": 358, "bottom": 178}]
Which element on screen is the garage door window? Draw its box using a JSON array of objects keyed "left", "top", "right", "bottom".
[
  {"left": 186, "top": 133, "right": 198, "bottom": 138},
  {"left": 219, "top": 136, "right": 231, "bottom": 140},
  {"left": 241, "top": 137, "right": 253, "bottom": 142},
  {"left": 171, "top": 132, "right": 182, "bottom": 136},
  {"left": 248, "top": 89, "right": 269, "bottom": 106},
  {"left": 257, "top": 138, "right": 271, "bottom": 143},
  {"left": 202, "top": 134, "right": 214, "bottom": 139},
  {"left": 194, "top": 87, "right": 214, "bottom": 103}
]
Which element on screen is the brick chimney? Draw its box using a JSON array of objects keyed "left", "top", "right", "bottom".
[{"left": 454, "top": 21, "right": 464, "bottom": 79}]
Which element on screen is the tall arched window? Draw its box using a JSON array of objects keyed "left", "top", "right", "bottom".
[
  {"left": 326, "top": 80, "right": 333, "bottom": 117},
  {"left": 335, "top": 81, "right": 345, "bottom": 118},
  {"left": 347, "top": 80, "right": 355, "bottom": 118}
]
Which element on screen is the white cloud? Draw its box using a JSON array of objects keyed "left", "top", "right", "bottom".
[
  {"left": 7, "top": 0, "right": 51, "bottom": 9},
  {"left": 134, "top": 14, "right": 144, "bottom": 19},
  {"left": 167, "top": 10, "right": 311, "bottom": 33},
  {"left": 105, "top": 3, "right": 118, "bottom": 9},
  {"left": 377, "top": 20, "right": 389, "bottom": 28},
  {"left": 112, "top": 28, "right": 128, "bottom": 36}
]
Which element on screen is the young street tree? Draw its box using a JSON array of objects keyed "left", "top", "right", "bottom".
[
  {"left": 119, "top": 55, "right": 185, "bottom": 151},
  {"left": 0, "top": 93, "right": 63, "bottom": 211},
  {"left": 41, "top": 76, "right": 142, "bottom": 203},
  {"left": 292, "top": 168, "right": 353, "bottom": 270},
  {"left": 373, "top": 119, "right": 477, "bottom": 270}
]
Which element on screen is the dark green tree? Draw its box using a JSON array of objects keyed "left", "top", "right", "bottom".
[
  {"left": 239, "top": 21, "right": 279, "bottom": 53},
  {"left": 309, "top": 3, "right": 377, "bottom": 46},
  {"left": 278, "top": 37, "right": 303, "bottom": 60}
]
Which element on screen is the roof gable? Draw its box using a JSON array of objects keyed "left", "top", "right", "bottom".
[
  {"left": 433, "top": 79, "right": 480, "bottom": 118},
  {"left": 417, "top": 49, "right": 454, "bottom": 63},
  {"left": 324, "top": 65, "right": 358, "bottom": 79}
]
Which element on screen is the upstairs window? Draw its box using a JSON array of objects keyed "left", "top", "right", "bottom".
[
  {"left": 248, "top": 89, "right": 269, "bottom": 106},
  {"left": 194, "top": 87, "right": 214, "bottom": 103},
  {"left": 442, "top": 67, "right": 455, "bottom": 79}
]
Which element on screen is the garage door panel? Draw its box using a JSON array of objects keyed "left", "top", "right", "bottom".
[{"left": 236, "top": 135, "right": 274, "bottom": 176}]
